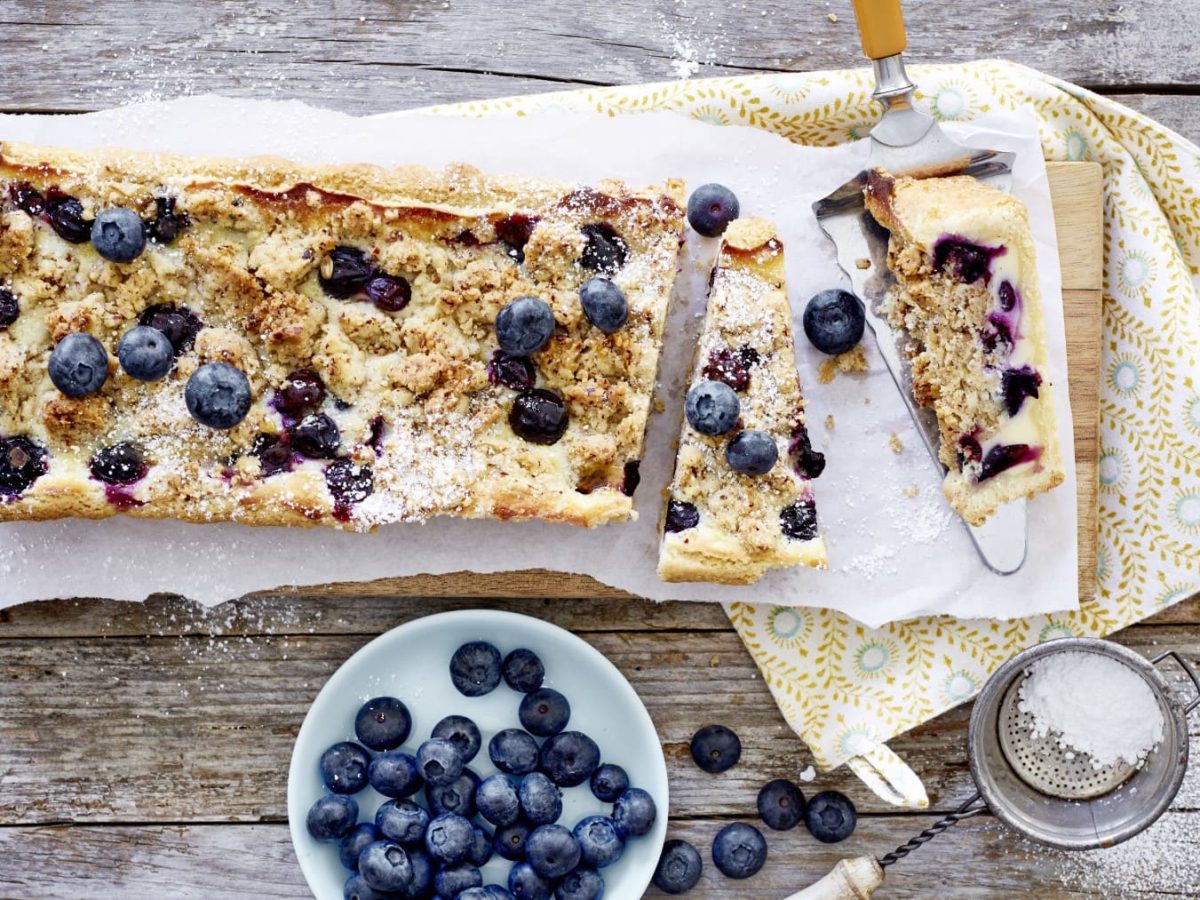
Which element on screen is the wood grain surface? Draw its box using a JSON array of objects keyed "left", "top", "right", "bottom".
[{"left": 0, "top": 2, "right": 1197, "bottom": 897}]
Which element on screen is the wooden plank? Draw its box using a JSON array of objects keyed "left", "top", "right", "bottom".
[
  {"left": 0, "top": 1, "right": 1193, "bottom": 116},
  {"left": 1, "top": 628, "right": 1195, "bottom": 827},
  {"left": 2, "top": 813, "right": 1197, "bottom": 899}
]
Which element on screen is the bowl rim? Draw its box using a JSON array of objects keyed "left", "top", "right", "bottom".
[{"left": 286, "top": 607, "right": 669, "bottom": 898}]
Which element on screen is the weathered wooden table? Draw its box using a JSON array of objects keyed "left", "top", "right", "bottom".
[{"left": 1, "top": 3, "right": 1197, "bottom": 897}]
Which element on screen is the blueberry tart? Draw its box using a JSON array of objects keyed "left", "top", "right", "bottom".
[{"left": 658, "top": 218, "right": 828, "bottom": 583}]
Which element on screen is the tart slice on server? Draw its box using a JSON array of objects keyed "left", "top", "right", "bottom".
[{"left": 658, "top": 218, "right": 827, "bottom": 584}]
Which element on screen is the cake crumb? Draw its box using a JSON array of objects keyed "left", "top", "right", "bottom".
[
  {"left": 709, "top": 654, "right": 720, "bottom": 667},
  {"left": 855, "top": 257, "right": 870, "bottom": 269},
  {"left": 800, "top": 765, "right": 816, "bottom": 782},
  {"left": 824, "top": 414, "right": 835, "bottom": 430},
  {"left": 902, "top": 485, "right": 920, "bottom": 498},
  {"left": 888, "top": 433, "right": 904, "bottom": 454},
  {"left": 817, "top": 344, "right": 869, "bottom": 384},
  {"left": 654, "top": 396, "right": 665, "bottom": 413},
  {"left": 864, "top": 396, "right": 872, "bottom": 405},
  {"left": 827, "top": 12, "right": 839, "bottom": 23}
]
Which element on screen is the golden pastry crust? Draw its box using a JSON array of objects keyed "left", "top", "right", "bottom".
[
  {"left": 0, "top": 139, "right": 685, "bottom": 530},
  {"left": 864, "top": 168, "right": 1064, "bottom": 526},
  {"left": 658, "top": 218, "right": 827, "bottom": 584}
]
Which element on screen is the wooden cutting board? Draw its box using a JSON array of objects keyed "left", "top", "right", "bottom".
[{"left": 305, "top": 162, "right": 1104, "bottom": 605}]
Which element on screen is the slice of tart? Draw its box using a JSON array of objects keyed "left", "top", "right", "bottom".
[
  {"left": 863, "top": 168, "right": 1064, "bottom": 526},
  {"left": 658, "top": 218, "right": 827, "bottom": 584},
  {"left": 0, "top": 138, "right": 685, "bottom": 530}
]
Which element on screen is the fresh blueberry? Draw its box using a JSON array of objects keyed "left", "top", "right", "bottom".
[
  {"left": 687, "top": 183, "right": 740, "bottom": 237},
  {"left": 375, "top": 799, "right": 430, "bottom": 847},
  {"left": 325, "top": 459, "right": 374, "bottom": 507},
  {"left": 0, "top": 288, "right": 17, "bottom": 328},
  {"left": 147, "top": 196, "right": 189, "bottom": 244},
  {"left": 653, "top": 839, "right": 703, "bottom": 894},
  {"left": 518, "top": 772, "right": 562, "bottom": 826},
  {"left": 685, "top": 380, "right": 740, "bottom": 436},
  {"left": 477, "top": 773, "right": 522, "bottom": 826},
  {"left": 757, "top": 779, "right": 806, "bottom": 831},
  {"left": 46, "top": 192, "right": 90, "bottom": 243},
  {"left": 416, "top": 738, "right": 465, "bottom": 787},
  {"left": 508, "top": 861, "right": 553, "bottom": 900},
  {"left": 780, "top": 499, "right": 819, "bottom": 541},
  {"left": 338, "top": 822, "right": 378, "bottom": 871},
  {"left": 358, "top": 840, "right": 415, "bottom": 893},
  {"left": 354, "top": 696, "right": 411, "bottom": 751},
  {"left": 493, "top": 819, "right": 533, "bottom": 862},
  {"left": 579, "top": 277, "right": 628, "bottom": 334},
  {"left": 579, "top": 223, "right": 628, "bottom": 274},
  {"left": 496, "top": 296, "right": 556, "bottom": 356},
  {"left": 0, "top": 436, "right": 47, "bottom": 496},
  {"left": 436, "top": 863, "right": 483, "bottom": 899},
  {"left": 510, "top": 389, "right": 569, "bottom": 445},
  {"left": 703, "top": 346, "right": 753, "bottom": 392},
  {"left": 407, "top": 848, "right": 434, "bottom": 897},
  {"left": 664, "top": 499, "right": 699, "bottom": 533},
  {"left": 320, "top": 741, "right": 371, "bottom": 794},
  {"left": 612, "top": 788, "right": 657, "bottom": 839},
  {"left": 725, "top": 430, "right": 778, "bottom": 476},
  {"left": 432, "top": 714, "right": 482, "bottom": 763},
  {"left": 48, "top": 332, "right": 108, "bottom": 397},
  {"left": 1002, "top": 365, "right": 1042, "bottom": 416},
  {"left": 711, "top": 822, "right": 767, "bottom": 879},
  {"left": 803, "top": 289, "right": 866, "bottom": 355},
  {"left": 519, "top": 688, "right": 571, "bottom": 737},
  {"left": 469, "top": 824, "right": 494, "bottom": 867},
  {"left": 690, "top": 724, "right": 741, "bottom": 774},
  {"left": 425, "top": 812, "right": 474, "bottom": 865},
  {"left": 289, "top": 412, "right": 341, "bottom": 459},
  {"left": 502, "top": 648, "right": 545, "bottom": 693},
  {"left": 342, "top": 872, "right": 388, "bottom": 900},
  {"left": 589, "top": 764, "right": 629, "bottom": 804},
  {"left": 117, "top": 325, "right": 174, "bottom": 382},
  {"left": 139, "top": 304, "right": 202, "bottom": 355},
  {"left": 450, "top": 641, "right": 503, "bottom": 697},
  {"left": 487, "top": 350, "right": 537, "bottom": 392},
  {"left": 365, "top": 273, "right": 412, "bottom": 312},
  {"left": 275, "top": 369, "right": 326, "bottom": 418},
  {"left": 805, "top": 790, "right": 857, "bottom": 843},
  {"left": 490, "top": 729, "right": 540, "bottom": 776},
  {"left": 525, "top": 824, "right": 581, "bottom": 880},
  {"left": 321, "top": 246, "right": 377, "bottom": 298},
  {"left": 185, "top": 362, "right": 252, "bottom": 430},
  {"left": 306, "top": 793, "right": 358, "bottom": 842},
  {"left": 427, "top": 768, "right": 479, "bottom": 818},
  {"left": 461, "top": 889, "right": 515, "bottom": 900},
  {"left": 89, "top": 442, "right": 146, "bottom": 485},
  {"left": 573, "top": 815, "right": 624, "bottom": 869},
  {"left": 538, "top": 731, "right": 600, "bottom": 788},
  {"left": 91, "top": 207, "right": 146, "bottom": 263},
  {"left": 369, "top": 752, "right": 423, "bottom": 799},
  {"left": 554, "top": 867, "right": 604, "bottom": 900}
]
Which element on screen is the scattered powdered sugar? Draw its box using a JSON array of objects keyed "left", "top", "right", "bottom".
[{"left": 1017, "top": 651, "right": 1165, "bottom": 769}]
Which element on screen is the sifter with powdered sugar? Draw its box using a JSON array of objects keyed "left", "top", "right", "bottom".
[{"left": 786, "top": 637, "right": 1200, "bottom": 899}]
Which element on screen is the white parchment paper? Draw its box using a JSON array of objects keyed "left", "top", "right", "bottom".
[{"left": 0, "top": 97, "right": 1078, "bottom": 627}]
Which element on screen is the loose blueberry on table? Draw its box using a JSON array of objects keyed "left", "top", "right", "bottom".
[
  {"left": 653, "top": 839, "right": 703, "bottom": 894},
  {"left": 757, "top": 778, "right": 807, "bottom": 831},
  {"left": 805, "top": 790, "right": 857, "bottom": 843},
  {"left": 803, "top": 288, "right": 866, "bottom": 356},
  {"left": 711, "top": 822, "right": 767, "bottom": 879},
  {"left": 687, "top": 183, "right": 741, "bottom": 237},
  {"left": 690, "top": 724, "right": 742, "bottom": 774}
]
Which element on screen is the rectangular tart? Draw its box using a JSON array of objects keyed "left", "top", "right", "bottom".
[
  {"left": 0, "top": 139, "right": 685, "bottom": 530},
  {"left": 658, "top": 218, "right": 828, "bottom": 584},
  {"left": 863, "top": 168, "right": 1064, "bottom": 526}
]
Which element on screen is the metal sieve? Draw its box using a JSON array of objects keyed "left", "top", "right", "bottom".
[{"left": 788, "top": 638, "right": 1200, "bottom": 899}]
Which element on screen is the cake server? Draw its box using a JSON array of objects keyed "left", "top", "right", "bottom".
[{"left": 812, "top": 0, "right": 1025, "bottom": 575}]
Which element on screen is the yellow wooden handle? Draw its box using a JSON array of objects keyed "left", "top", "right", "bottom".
[{"left": 851, "top": 0, "right": 908, "bottom": 59}]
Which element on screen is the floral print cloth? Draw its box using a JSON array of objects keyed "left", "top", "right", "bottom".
[{"left": 430, "top": 60, "right": 1200, "bottom": 805}]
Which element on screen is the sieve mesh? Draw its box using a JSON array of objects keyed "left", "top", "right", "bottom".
[{"left": 996, "top": 674, "right": 1137, "bottom": 800}]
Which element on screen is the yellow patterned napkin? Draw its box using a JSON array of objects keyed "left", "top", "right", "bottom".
[{"left": 430, "top": 59, "right": 1200, "bottom": 805}]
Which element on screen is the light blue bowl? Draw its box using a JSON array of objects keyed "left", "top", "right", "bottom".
[{"left": 288, "top": 609, "right": 668, "bottom": 899}]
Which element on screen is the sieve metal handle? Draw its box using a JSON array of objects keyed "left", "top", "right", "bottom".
[
  {"left": 1152, "top": 650, "right": 1200, "bottom": 714},
  {"left": 877, "top": 792, "right": 988, "bottom": 869}
]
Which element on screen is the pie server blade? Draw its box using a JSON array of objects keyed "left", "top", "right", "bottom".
[{"left": 811, "top": 0, "right": 1025, "bottom": 575}]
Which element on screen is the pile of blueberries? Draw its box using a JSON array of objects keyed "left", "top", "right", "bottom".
[
  {"left": 650, "top": 724, "right": 857, "bottom": 894},
  {"left": 305, "top": 641, "right": 657, "bottom": 899}
]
